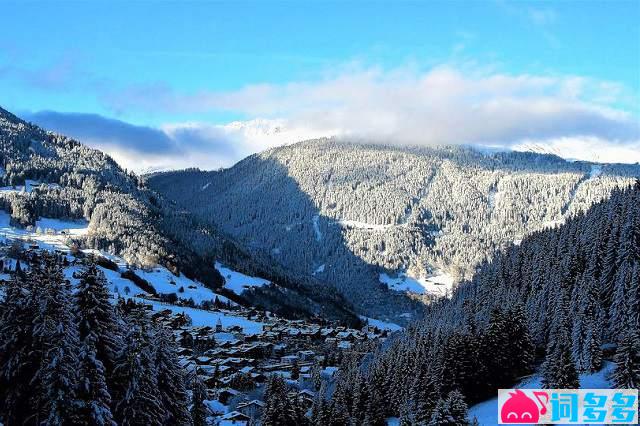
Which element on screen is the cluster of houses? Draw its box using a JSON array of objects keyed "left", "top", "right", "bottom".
[{"left": 150, "top": 307, "right": 393, "bottom": 424}]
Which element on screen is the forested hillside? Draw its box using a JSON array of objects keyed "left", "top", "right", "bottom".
[
  {"left": 308, "top": 181, "right": 640, "bottom": 425},
  {"left": 0, "top": 254, "right": 194, "bottom": 425},
  {"left": 149, "top": 139, "right": 640, "bottom": 320},
  {"left": 0, "top": 107, "right": 359, "bottom": 323}
]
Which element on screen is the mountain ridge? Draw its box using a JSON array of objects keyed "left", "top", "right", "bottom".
[
  {"left": 149, "top": 138, "right": 640, "bottom": 320},
  {"left": 0, "top": 106, "right": 361, "bottom": 324}
]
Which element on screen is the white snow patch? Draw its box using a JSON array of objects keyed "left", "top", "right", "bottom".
[
  {"left": 214, "top": 262, "right": 270, "bottom": 295},
  {"left": 312, "top": 215, "right": 322, "bottom": 241},
  {"left": 541, "top": 218, "right": 566, "bottom": 229},
  {"left": 312, "top": 264, "right": 325, "bottom": 275},
  {"left": 487, "top": 188, "right": 500, "bottom": 209},
  {"left": 469, "top": 361, "right": 615, "bottom": 426},
  {"left": 359, "top": 316, "right": 402, "bottom": 332},
  {"left": 589, "top": 164, "right": 603, "bottom": 178},
  {"left": 35, "top": 217, "right": 88, "bottom": 235},
  {"left": 0, "top": 210, "right": 88, "bottom": 252},
  {"left": 201, "top": 182, "right": 211, "bottom": 191},
  {"left": 335, "top": 219, "right": 406, "bottom": 231},
  {"left": 135, "top": 266, "right": 222, "bottom": 304},
  {"left": 379, "top": 270, "right": 455, "bottom": 297},
  {"left": 0, "top": 180, "right": 60, "bottom": 194},
  {"left": 133, "top": 299, "right": 264, "bottom": 335}
]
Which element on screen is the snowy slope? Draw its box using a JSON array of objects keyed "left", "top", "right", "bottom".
[
  {"left": 0, "top": 210, "right": 89, "bottom": 252},
  {"left": 469, "top": 362, "right": 616, "bottom": 426},
  {"left": 214, "top": 262, "right": 270, "bottom": 295},
  {"left": 379, "top": 270, "right": 455, "bottom": 298}
]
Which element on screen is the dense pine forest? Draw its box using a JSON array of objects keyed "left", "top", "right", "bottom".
[
  {"left": 305, "top": 181, "right": 640, "bottom": 425},
  {"left": 149, "top": 139, "right": 640, "bottom": 320},
  {"left": 0, "top": 254, "right": 196, "bottom": 426}
]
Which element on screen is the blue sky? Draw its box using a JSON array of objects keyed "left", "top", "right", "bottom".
[{"left": 1, "top": 0, "right": 639, "bottom": 170}]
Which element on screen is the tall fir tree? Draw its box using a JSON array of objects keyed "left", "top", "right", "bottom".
[
  {"left": 190, "top": 370, "right": 209, "bottom": 426},
  {"left": 30, "top": 256, "right": 80, "bottom": 425},
  {"left": 112, "top": 325, "right": 165, "bottom": 426},
  {"left": 154, "top": 327, "right": 192, "bottom": 426},
  {"left": 75, "top": 334, "right": 116, "bottom": 426}
]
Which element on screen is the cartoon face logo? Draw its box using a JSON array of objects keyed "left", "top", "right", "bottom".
[{"left": 500, "top": 390, "right": 548, "bottom": 423}]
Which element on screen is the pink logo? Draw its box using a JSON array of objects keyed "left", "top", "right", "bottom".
[{"left": 500, "top": 390, "right": 548, "bottom": 423}]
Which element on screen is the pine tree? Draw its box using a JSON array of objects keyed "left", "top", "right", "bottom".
[
  {"left": 155, "top": 327, "right": 192, "bottom": 425},
  {"left": 446, "top": 390, "right": 470, "bottom": 425},
  {"left": 428, "top": 398, "right": 451, "bottom": 426},
  {"left": 75, "top": 334, "right": 116, "bottom": 426},
  {"left": 311, "top": 383, "right": 331, "bottom": 426},
  {"left": 112, "top": 325, "right": 165, "bottom": 426},
  {"left": 75, "top": 262, "right": 122, "bottom": 376},
  {"left": 31, "top": 257, "right": 80, "bottom": 425},
  {"left": 261, "top": 375, "right": 293, "bottom": 425},
  {"left": 191, "top": 370, "right": 209, "bottom": 426},
  {"left": 364, "top": 365, "right": 388, "bottom": 426},
  {"left": 612, "top": 328, "right": 640, "bottom": 389},
  {"left": 0, "top": 273, "right": 38, "bottom": 424},
  {"left": 409, "top": 366, "right": 440, "bottom": 424}
]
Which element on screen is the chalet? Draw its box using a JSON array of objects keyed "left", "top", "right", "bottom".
[
  {"left": 217, "top": 388, "right": 242, "bottom": 405},
  {"left": 335, "top": 331, "right": 356, "bottom": 342},
  {"left": 176, "top": 347, "right": 192, "bottom": 357},
  {"left": 297, "top": 350, "right": 315, "bottom": 361},
  {"left": 228, "top": 325, "right": 244, "bottom": 334},
  {"left": 281, "top": 354, "right": 299, "bottom": 364},
  {"left": 220, "top": 411, "right": 250, "bottom": 424},
  {"left": 236, "top": 400, "right": 265, "bottom": 420},
  {"left": 193, "top": 356, "right": 212, "bottom": 365}
]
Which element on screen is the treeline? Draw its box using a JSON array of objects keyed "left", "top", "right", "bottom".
[
  {"left": 299, "top": 181, "right": 640, "bottom": 425},
  {"left": 0, "top": 254, "right": 205, "bottom": 425},
  {"left": 149, "top": 139, "right": 639, "bottom": 320}
]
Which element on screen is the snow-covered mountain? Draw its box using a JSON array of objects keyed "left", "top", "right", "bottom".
[
  {"left": 0, "top": 106, "right": 359, "bottom": 324},
  {"left": 148, "top": 139, "right": 640, "bottom": 320}
]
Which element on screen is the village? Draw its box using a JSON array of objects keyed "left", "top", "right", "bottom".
[
  {"left": 0, "top": 230, "right": 396, "bottom": 425},
  {"left": 148, "top": 304, "right": 392, "bottom": 424}
]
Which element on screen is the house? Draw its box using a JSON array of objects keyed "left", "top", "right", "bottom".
[
  {"left": 236, "top": 400, "right": 265, "bottom": 420},
  {"left": 280, "top": 354, "right": 299, "bottom": 364},
  {"left": 297, "top": 350, "right": 315, "bottom": 361},
  {"left": 193, "top": 356, "right": 212, "bottom": 365},
  {"left": 217, "top": 388, "right": 242, "bottom": 405},
  {"left": 220, "top": 411, "right": 250, "bottom": 425}
]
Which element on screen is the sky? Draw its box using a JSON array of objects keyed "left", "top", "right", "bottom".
[{"left": 1, "top": 0, "right": 639, "bottom": 171}]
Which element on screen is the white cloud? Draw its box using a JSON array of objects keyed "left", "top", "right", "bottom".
[
  {"left": 34, "top": 64, "right": 640, "bottom": 171},
  {"left": 512, "top": 137, "right": 640, "bottom": 164}
]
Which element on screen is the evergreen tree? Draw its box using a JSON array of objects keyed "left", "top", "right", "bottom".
[
  {"left": 190, "top": 370, "right": 209, "bottom": 426},
  {"left": 428, "top": 398, "right": 451, "bottom": 426},
  {"left": 612, "top": 328, "right": 640, "bottom": 389},
  {"left": 75, "top": 334, "right": 116, "bottom": 426},
  {"left": 446, "top": 390, "right": 470, "bottom": 425},
  {"left": 261, "top": 375, "right": 294, "bottom": 425},
  {"left": 155, "top": 327, "right": 192, "bottom": 426},
  {"left": 0, "top": 273, "right": 38, "bottom": 424},
  {"left": 75, "top": 262, "right": 122, "bottom": 375},
  {"left": 112, "top": 325, "right": 165, "bottom": 426},
  {"left": 30, "top": 257, "right": 80, "bottom": 425}
]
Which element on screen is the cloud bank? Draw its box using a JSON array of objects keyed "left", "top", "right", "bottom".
[{"left": 30, "top": 65, "right": 640, "bottom": 171}]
